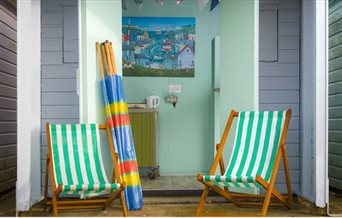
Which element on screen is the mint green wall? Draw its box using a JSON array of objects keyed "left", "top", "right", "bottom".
[
  {"left": 219, "top": 0, "right": 258, "bottom": 142},
  {"left": 79, "top": 0, "right": 258, "bottom": 176},
  {"left": 78, "top": 0, "right": 123, "bottom": 179},
  {"left": 218, "top": 0, "right": 258, "bottom": 194},
  {"left": 79, "top": 0, "right": 122, "bottom": 124},
  {"left": 220, "top": 0, "right": 258, "bottom": 129},
  {"left": 123, "top": 0, "right": 220, "bottom": 175}
]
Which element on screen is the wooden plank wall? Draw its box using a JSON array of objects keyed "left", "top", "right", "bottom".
[
  {"left": 329, "top": 0, "right": 342, "bottom": 191},
  {"left": 259, "top": 0, "right": 300, "bottom": 193},
  {"left": 41, "top": 0, "right": 79, "bottom": 193},
  {"left": 0, "top": 3, "right": 16, "bottom": 193}
]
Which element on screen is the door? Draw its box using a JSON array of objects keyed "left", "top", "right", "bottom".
[{"left": 212, "top": 36, "right": 220, "bottom": 150}]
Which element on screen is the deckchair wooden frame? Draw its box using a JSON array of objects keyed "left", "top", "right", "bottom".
[
  {"left": 196, "top": 109, "right": 292, "bottom": 217},
  {"left": 43, "top": 123, "right": 128, "bottom": 217}
]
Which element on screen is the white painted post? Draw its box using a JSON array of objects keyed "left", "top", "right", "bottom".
[
  {"left": 253, "top": 0, "right": 259, "bottom": 111},
  {"left": 314, "top": 0, "right": 328, "bottom": 208},
  {"left": 300, "top": 0, "right": 315, "bottom": 201},
  {"left": 17, "top": 0, "right": 41, "bottom": 212}
]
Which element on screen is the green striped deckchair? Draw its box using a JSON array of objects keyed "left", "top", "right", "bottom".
[
  {"left": 44, "top": 123, "right": 128, "bottom": 216},
  {"left": 196, "top": 109, "right": 292, "bottom": 217}
]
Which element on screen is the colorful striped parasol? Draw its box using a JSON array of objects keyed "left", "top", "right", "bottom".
[{"left": 96, "top": 41, "right": 143, "bottom": 210}]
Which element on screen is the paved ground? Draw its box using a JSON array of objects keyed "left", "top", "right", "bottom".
[
  {"left": 29, "top": 195, "right": 319, "bottom": 217},
  {"left": 2, "top": 187, "right": 342, "bottom": 216},
  {"left": 329, "top": 188, "right": 342, "bottom": 215},
  {"left": 0, "top": 188, "right": 16, "bottom": 216}
]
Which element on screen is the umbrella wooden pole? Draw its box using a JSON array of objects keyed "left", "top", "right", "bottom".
[
  {"left": 104, "top": 41, "right": 113, "bottom": 75},
  {"left": 95, "top": 42, "right": 105, "bottom": 80},
  {"left": 101, "top": 44, "right": 109, "bottom": 76},
  {"left": 109, "top": 42, "right": 117, "bottom": 75}
]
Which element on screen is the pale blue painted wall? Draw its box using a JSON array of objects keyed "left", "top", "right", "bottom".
[{"left": 123, "top": 0, "right": 220, "bottom": 175}]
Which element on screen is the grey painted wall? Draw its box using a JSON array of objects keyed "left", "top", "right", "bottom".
[
  {"left": 41, "top": 0, "right": 79, "bottom": 193},
  {"left": 259, "top": 0, "right": 300, "bottom": 194},
  {"left": 0, "top": 2, "right": 16, "bottom": 193},
  {"left": 329, "top": 0, "right": 342, "bottom": 191}
]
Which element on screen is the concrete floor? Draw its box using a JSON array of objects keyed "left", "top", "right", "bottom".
[{"left": 141, "top": 175, "right": 203, "bottom": 190}]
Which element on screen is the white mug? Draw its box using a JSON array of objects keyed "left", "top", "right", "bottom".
[{"left": 146, "top": 96, "right": 160, "bottom": 109}]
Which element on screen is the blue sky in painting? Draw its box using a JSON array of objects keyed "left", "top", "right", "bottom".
[{"left": 122, "top": 17, "right": 195, "bottom": 31}]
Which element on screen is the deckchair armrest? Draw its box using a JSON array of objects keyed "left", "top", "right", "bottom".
[
  {"left": 215, "top": 143, "right": 227, "bottom": 176},
  {"left": 197, "top": 174, "right": 204, "bottom": 181},
  {"left": 280, "top": 143, "right": 288, "bottom": 154},
  {"left": 216, "top": 143, "right": 221, "bottom": 150},
  {"left": 121, "top": 182, "right": 127, "bottom": 189}
]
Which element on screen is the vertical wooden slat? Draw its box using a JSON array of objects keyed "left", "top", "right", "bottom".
[
  {"left": 328, "top": 0, "right": 342, "bottom": 191},
  {"left": 259, "top": 0, "right": 300, "bottom": 193},
  {"left": 0, "top": 0, "right": 16, "bottom": 193}
]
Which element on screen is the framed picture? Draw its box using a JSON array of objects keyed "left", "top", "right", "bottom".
[{"left": 122, "top": 17, "right": 196, "bottom": 77}]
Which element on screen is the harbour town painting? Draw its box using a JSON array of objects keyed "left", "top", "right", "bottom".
[{"left": 122, "top": 17, "right": 196, "bottom": 77}]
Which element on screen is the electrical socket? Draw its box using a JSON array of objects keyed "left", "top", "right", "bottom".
[
  {"left": 165, "top": 95, "right": 178, "bottom": 107},
  {"left": 165, "top": 95, "right": 178, "bottom": 103}
]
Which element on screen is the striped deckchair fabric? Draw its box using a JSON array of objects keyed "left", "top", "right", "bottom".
[
  {"left": 196, "top": 109, "right": 292, "bottom": 217},
  {"left": 48, "top": 124, "right": 119, "bottom": 194},
  {"left": 203, "top": 111, "right": 286, "bottom": 189},
  {"left": 44, "top": 123, "right": 128, "bottom": 216}
]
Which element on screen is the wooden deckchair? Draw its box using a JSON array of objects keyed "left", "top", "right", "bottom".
[
  {"left": 196, "top": 109, "right": 292, "bottom": 217},
  {"left": 43, "top": 123, "right": 128, "bottom": 216}
]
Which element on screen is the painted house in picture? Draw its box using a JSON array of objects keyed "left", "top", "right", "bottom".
[
  {"left": 177, "top": 44, "right": 194, "bottom": 69},
  {"left": 122, "top": 16, "right": 196, "bottom": 77}
]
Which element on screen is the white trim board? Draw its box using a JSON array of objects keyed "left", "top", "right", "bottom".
[
  {"left": 300, "top": 0, "right": 329, "bottom": 207},
  {"left": 17, "top": 0, "right": 42, "bottom": 212},
  {"left": 314, "top": 0, "right": 329, "bottom": 208}
]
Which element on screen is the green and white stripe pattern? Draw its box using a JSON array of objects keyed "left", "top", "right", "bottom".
[
  {"left": 48, "top": 124, "right": 120, "bottom": 194},
  {"left": 203, "top": 111, "right": 286, "bottom": 188}
]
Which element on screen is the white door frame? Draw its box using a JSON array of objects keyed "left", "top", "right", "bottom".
[
  {"left": 314, "top": 0, "right": 329, "bottom": 208},
  {"left": 301, "top": 0, "right": 328, "bottom": 208},
  {"left": 300, "top": 0, "right": 329, "bottom": 208},
  {"left": 17, "top": 0, "right": 42, "bottom": 212}
]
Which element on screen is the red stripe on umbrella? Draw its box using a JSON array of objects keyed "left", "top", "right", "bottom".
[
  {"left": 113, "top": 114, "right": 131, "bottom": 126},
  {"left": 120, "top": 161, "right": 139, "bottom": 174}
]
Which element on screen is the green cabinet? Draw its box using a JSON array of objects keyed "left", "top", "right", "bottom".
[{"left": 129, "top": 109, "right": 158, "bottom": 169}]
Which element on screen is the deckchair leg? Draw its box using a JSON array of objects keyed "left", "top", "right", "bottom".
[
  {"left": 120, "top": 191, "right": 128, "bottom": 217},
  {"left": 216, "top": 144, "right": 229, "bottom": 193},
  {"left": 44, "top": 155, "right": 50, "bottom": 210},
  {"left": 102, "top": 186, "right": 126, "bottom": 211},
  {"left": 51, "top": 192, "right": 58, "bottom": 217},
  {"left": 260, "top": 186, "right": 273, "bottom": 217},
  {"left": 281, "top": 145, "right": 293, "bottom": 206},
  {"left": 196, "top": 186, "right": 209, "bottom": 216}
]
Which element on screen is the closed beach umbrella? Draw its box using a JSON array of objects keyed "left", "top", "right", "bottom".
[{"left": 96, "top": 41, "right": 143, "bottom": 210}]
